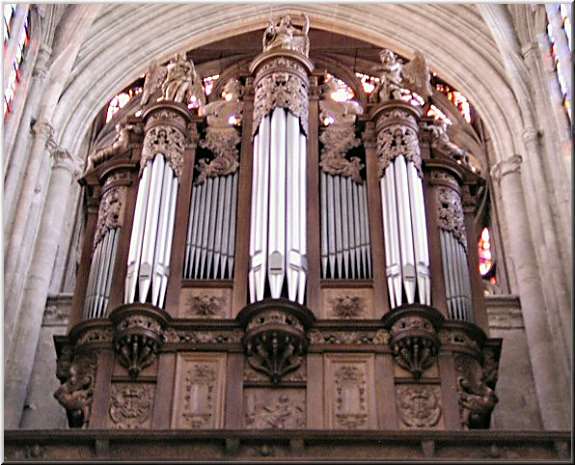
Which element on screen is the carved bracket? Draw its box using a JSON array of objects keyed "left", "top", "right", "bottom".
[
  {"left": 238, "top": 299, "right": 315, "bottom": 384},
  {"left": 383, "top": 306, "right": 443, "bottom": 379},
  {"left": 109, "top": 305, "right": 168, "bottom": 380}
]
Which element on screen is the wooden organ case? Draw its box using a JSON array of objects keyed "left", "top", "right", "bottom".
[{"left": 54, "top": 16, "right": 502, "bottom": 434}]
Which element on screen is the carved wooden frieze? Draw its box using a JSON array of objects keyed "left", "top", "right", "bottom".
[
  {"left": 108, "top": 383, "right": 154, "bottom": 429},
  {"left": 172, "top": 353, "right": 226, "bottom": 429},
  {"left": 179, "top": 287, "right": 231, "bottom": 318},
  {"left": 324, "top": 354, "right": 377, "bottom": 429},
  {"left": 244, "top": 388, "right": 306, "bottom": 429},
  {"left": 376, "top": 124, "right": 421, "bottom": 177},
  {"left": 396, "top": 384, "right": 442, "bottom": 430},
  {"left": 163, "top": 328, "right": 243, "bottom": 345},
  {"left": 308, "top": 329, "right": 389, "bottom": 346},
  {"left": 321, "top": 288, "right": 373, "bottom": 319}
]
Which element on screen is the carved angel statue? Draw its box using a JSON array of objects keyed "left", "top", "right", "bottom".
[
  {"left": 262, "top": 14, "right": 310, "bottom": 57},
  {"left": 196, "top": 78, "right": 244, "bottom": 185},
  {"left": 423, "top": 120, "right": 469, "bottom": 163},
  {"left": 84, "top": 121, "right": 142, "bottom": 174},
  {"left": 372, "top": 49, "right": 433, "bottom": 103},
  {"left": 318, "top": 79, "right": 364, "bottom": 183},
  {"left": 458, "top": 376, "right": 498, "bottom": 429},
  {"left": 140, "top": 60, "right": 167, "bottom": 107},
  {"left": 161, "top": 52, "right": 206, "bottom": 105},
  {"left": 53, "top": 360, "right": 96, "bottom": 428}
]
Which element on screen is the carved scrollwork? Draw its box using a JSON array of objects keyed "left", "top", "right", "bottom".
[
  {"left": 141, "top": 125, "right": 186, "bottom": 177},
  {"left": 84, "top": 122, "right": 142, "bottom": 174},
  {"left": 376, "top": 124, "right": 421, "bottom": 177},
  {"left": 389, "top": 315, "right": 439, "bottom": 378},
  {"left": 253, "top": 58, "right": 309, "bottom": 136},
  {"left": 187, "top": 294, "right": 225, "bottom": 318},
  {"left": 308, "top": 329, "right": 389, "bottom": 345},
  {"left": 196, "top": 79, "right": 243, "bottom": 185},
  {"left": 329, "top": 295, "right": 365, "bottom": 318},
  {"left": 93, "top": 186, "right": 126, "bottom": 248},
  {"left": 437, "top": 187, "right": 467, "bottom": 248},
  {"left": 53, "top": 352, "right": 98, "bottom": 428},
  {"left": 109, "top": 383, "right": 154, "bottom": 429},
  {"left": 163, "top": 328, "right": 243, "bottom": 345},
  {"left": 262, "top": 14, "right": 310, "bottom": 57},
  {"left": 397, "top": 385, "right": 442, "bottom": 429},
  {"left": 75, "top": 327, "right": 114, "bottom": 347}
]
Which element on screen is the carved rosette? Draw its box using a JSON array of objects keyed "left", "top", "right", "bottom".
[
  {"left": 140, "top": 104, "right": 191, "bottom": 178},
  {"left": 93, "top": 184, "right": 126, "bottom": 247},
  {"left": 53, "top": 351, "right": 98, "bottom": 428},
  {"left": 251, "top": 54, "right": 313, "bottom": 137},
  {"left": 238, "top": 300, "right": 315, "bottom": 384},
  {"left": 109, "top": 305, "right": 168, "bottom": 379},
  {"left": 437, "top": 183, "right": 467, "bottom": 248},
  {"left": 374, "top": 105, "right": 422, "bottom": 177},
  {"left": 384, "top": 307, "right": 443, "bottom": 378}
]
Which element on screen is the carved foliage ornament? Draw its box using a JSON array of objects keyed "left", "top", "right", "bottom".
[
  {"left": 93, "top": 186, "right": 126, "bottom": 248},
  {"left": 308, "top": 329, "right": 389, "bottom": 345},
  {"left": 334, "top": 365, "right": 368, "bottom": 429},
  {"left": 109, "top": 383, "right": 154, "bottom": 429},
  {"left": 390, "top": 316, "right": 438, "bottom": 378},
  {"left": 329, "top": 295, "right": 365, "bottom": 318},
  {"left": 437, "top": 186, "right": 467, "bottom": 248},
  {"left": 253, "top": 58, "right": 309, "bottom": 137},
  {"left": 141, "top": 125, "right": 186, "bottom": 177},
  {"left": 197, "top": 79, "right": 243, "bottom": 184},
  {"left": 186, "top": 294, "right": 225, "bottom": 318},
  {"left": 397, "top": 385, "right": 442, "bottom": 429},
  {"left": 53, "top": 352, "right": 98, "bottom": 428},
  {"left": 377, "top": 124, "right": 421, "bottom": 177},
  {"left": 163, "top": 328, "right": 243, "bottom": 345}
]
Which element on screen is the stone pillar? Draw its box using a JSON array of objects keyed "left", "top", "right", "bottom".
[
  {"left": 491, "top": 154, "right": 570, "bottom": 430},
  {"left": 5, "top": 146, "right": 81, "bottom": 428}
]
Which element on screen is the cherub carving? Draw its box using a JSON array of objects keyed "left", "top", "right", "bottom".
[
  {"left": 371, "top": 49, "right": 433, "bottom": 103},
  {"left": 263, "top": 14, "right": 310, "bottom": 57},
  {"left": 458, "top": 376, "right": 498, "bottom": 429},
  {"left": 423, "top": 121, "right": 469, "bottom": 163},
  {"left": 84, "top": 122, "right": 142, "bottom": 174},
  {"left": 196, "top": 79, "right": 244, "bottom": 184},
  {"left": 319, "top": 79, "right": 364, "bottom": 183},
  {"left": 53, "top": 355, "right": 97, "bottom": 428},
  {"left": 161, "top": 53, "right": 206, "bottom": 105}
]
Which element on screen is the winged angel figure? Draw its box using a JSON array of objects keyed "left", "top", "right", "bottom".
[
  {"left": 140, "top": 53, "right": 206, "bottom": 107},
  {"left": 372, "top": 49, "right": 433, "bottom": 103},
  {"left": 262, "top": 14, "right": 310, "bottom": 57}
]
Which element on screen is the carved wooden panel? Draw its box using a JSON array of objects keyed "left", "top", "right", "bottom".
[
  {"left": 172, "top": 353, "right": 226, "bottom": 429},
  {"left": 244, "top": 388, "right": 306, "bottom": 429},
  {"left": 324, "top": 354, "right": 377, "bottom": 429},
  {"left": 321, "top": 287, "right": 374, "bottom": 319},
  {"left": 179, "top": 287, "right": 232, "bottom": 318},
  {"left": 108, "top": 383, "right": 155, "bottom": 429},
  {"left": 396, "top": 384, "right": 443, "bottom": 430}
]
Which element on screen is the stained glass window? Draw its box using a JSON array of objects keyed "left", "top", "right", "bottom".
[
  {"left": 325, "top": 73, "right": 355, "bottom": 102},
  {"left": 105, "top": 86, "right": 143, "bottom": 123},
  {"left": 4, "top": 6, "right": 30, "bottom": 117},
  {"left": 355, "top": 72, "right": 379, "bottom": 95},
  {"left": 478, "top": 227, "right": 495, "bottom": 282}
]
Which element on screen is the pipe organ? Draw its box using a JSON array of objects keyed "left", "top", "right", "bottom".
[{"left": 56, "top": 18, "right": 501, "bottom": 436}]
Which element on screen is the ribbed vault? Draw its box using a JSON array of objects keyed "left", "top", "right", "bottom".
[{"left": 51, "top": 3, "right": 524, "bottom": 164}]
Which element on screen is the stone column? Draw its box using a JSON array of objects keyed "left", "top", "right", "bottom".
[
  {"left": 491, "top": 154, "right": 570, "bottom": 430},
  {"left": 4, "top": 146, "right": 81, "bottom": 428}
]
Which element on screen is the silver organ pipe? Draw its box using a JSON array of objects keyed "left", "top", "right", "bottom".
[
  {"left": 83, "top": 183, "right": 125, "bottom": 319},
  {"left": 124, "top": 111, "right": 186, "bottom": 308},
  {"left": 376, "top": 108, "right": 431, "bottom": 309},
  {"left": 318, "top": 86, "right": 370, "bottom": 281},
  {"left": 183, "top": 79, "right": 243, "bottom": 282},
  {"left": 248, "top": 49, "right": 312, "bottom": 304},
  {"left": 436, "top": 179, "right": 473, "bottom": 321}
]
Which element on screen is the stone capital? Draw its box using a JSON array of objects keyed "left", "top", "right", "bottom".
[
  {"left": 31, "top": 119, "right": 54, "bottom": 140},
  {"left": 490, "top": 155, "right": 523, "bottom": 184},
  {"left": 32, "top": 44, "right": 53, "bottom": 79},
  {"left": 50, "top": 146, "right": 82, "bottom": 176}
]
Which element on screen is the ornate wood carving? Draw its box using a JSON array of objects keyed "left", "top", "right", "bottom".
[
  {"left": 141, "top": 125, "right": 186, "bottom": 177},
  {"left": 437, "top": 185, "right": 467, "bottom": 248},
  {"left": 163, "top": 328, "right": 243, "bottom": 345},
  {"left": 53, "top": 351, "right": 98, "bottom": 428},
  {"left": 244, "top": 389, "right": 306, "bottom": 429},
  {"left": 173, "top": 354, "right": 226, "bottom": 429},
  {"left": 262, "top": 14, "right": 310, "bottom": 57},
  {"left": 376, "top": 124, "right": 421, "bottom": 177},
  {"left": 321, "top": 288, "right": 373, "bottom": 319},
  {"left": 93, "top": 185, "right": 127, "bottom": 248},
  {"left": 308, "top": 329, "right": 389, "bottom": 345},
  {"left": 109, "top": 383, "right": 154, "bottom": 429},
  {"left": 397, "top": 385, "right": 442, "bottom": 429},
  {"left": 244, "top": 357, "right": 306, "bottom": 383},
  {"left": 423, "top": 121, "right": 468, "bottom": 163}
]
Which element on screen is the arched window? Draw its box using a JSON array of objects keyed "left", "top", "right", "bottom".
[{"left": 3, "top": 4, "right": 30, "bottom": 117}]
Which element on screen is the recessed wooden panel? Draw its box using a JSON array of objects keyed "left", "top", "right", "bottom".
[
  {"left": 178, "top": 287, "right": 232, "bottom": 318},
  {"left": 324, "top": 353, "right": 377, "bottom": 429},
  {"left": 321, "top": 287, "right": 374, "bottom": 319},
  {"left": 172, "top": 353, "right": 226, "bottom": 429},
  {"left": 244, "top": 388, "right": 306, "bottom": 429}
]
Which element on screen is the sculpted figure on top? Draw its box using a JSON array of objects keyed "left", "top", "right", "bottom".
[
  {"left": 262, "top": 14, "right": 310, "bottom": 57},
  {"left": 140, "top": 53, "right": 206, "bottom": 107},
  {"left": 371, "top": 49, "right": 433, "bottom": 103}
]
